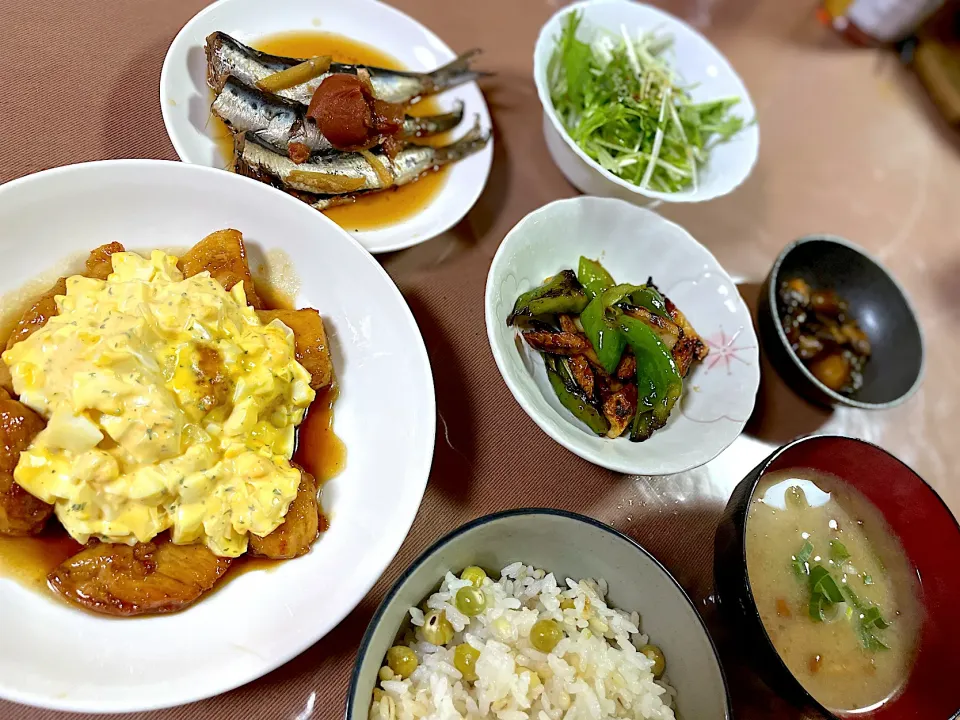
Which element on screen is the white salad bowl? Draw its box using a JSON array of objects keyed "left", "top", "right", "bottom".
[
  {"left": 0, "top": 160, "right": 435, "bottom": 713},
  {"left": 533, "top": 0, "right": 759, "bottom": 204},
  {"left": 160, "top": 0, "right": 493, "bottom": 254},
  {"left": 485, "top": 196, "right": 760, "bottom": 476}
]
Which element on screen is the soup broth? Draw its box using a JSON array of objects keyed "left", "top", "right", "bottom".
[{"left": 746, "top": 469, "right": 921, "bottom": 714}]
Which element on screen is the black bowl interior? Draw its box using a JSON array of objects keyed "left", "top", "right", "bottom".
[{"left": 773, "top": 239, "right": 923, "bottom": 406}]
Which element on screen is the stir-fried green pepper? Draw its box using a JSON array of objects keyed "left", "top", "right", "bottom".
[
  {"left": 577, "top": 257, "right": 616, "bottom": 300},
  {"left": 579, "top": 283, "right": 654, "bottom": 374},
  {"left": 629, "top": 286, "right": 670, "bottom": 320},
  {"left": 507, "top": 270, "right": 589, "bottom": 325},
  {"left": 579, "top": 297, "right": 625, "bottom": 375},
  {"left": 617, "top": 314, "right": 682, "bottom": 442},
  {"left": 544, "top": 355, "right": 609, "bottom": 435}
]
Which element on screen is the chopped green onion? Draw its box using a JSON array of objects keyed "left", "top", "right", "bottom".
[
  {"left": 856, "top": 622, "right": 891, "bottom": 651},
  {"left": 840, "top": 583, "right": 863, "bottom": 611},
  {"left": 809, "top": 593, "right": 836, "bottom": 622},
  {"left": 809, "top": 565, "right": 844, "bottom": 603},
  {"left": 829, "top": 540, "right": 850, "bottom": 562},
  {"left": 792, "top": 540, "right": 814, "bottom": 577},
  {"left": 860, "top": 606, "right": 890, "bottom": 629},
  {"left": 862, "top": 573, "right": 874, "bottom": 586}
]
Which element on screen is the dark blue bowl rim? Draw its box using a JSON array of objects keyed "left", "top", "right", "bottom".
[
  {"left": 766, "top": 234, "right": 926, "bottom": 410},
  {"left": 344, "top": 507, "right": 733, "bottom": 719},
  {"left": 735, "top": 434, "right": 960, "bottom": 720}
]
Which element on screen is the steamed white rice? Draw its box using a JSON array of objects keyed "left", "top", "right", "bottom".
[{"left": 370, "top": 562, "right": 677, "bottom": 720}]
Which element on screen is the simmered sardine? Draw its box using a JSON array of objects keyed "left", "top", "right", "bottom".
[
  {"left": 234, "top": 123, "right": 489, "bottom": 196},
  {"left": 212, "top": 76, "right": 464, "bottom": 160},
  {"left": 206, "top": 31, "right": 484, "bottom": 105}
]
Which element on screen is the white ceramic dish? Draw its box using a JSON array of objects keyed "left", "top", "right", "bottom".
[
  {"left": 485, "top": 196, "right": 760, "bottom": 476},
  {"left": 346, "top": 509, "right": 731, "bottom": 719},
  {"left": 0, "top": 160, "right": 435, "bottom": 713},
  {"left": 160, "top": 0, "right": 493, "bottom": 254},
  {"left": 533, "top": 0, "right": 759, "bottom": 204}
]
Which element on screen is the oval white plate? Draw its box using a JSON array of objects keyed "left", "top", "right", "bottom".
[
  {"left": 0, "top": 160, "right": 435, "bottom": 713},
  {"left": 485, "top": 196, "right": 759, "bottom": 475},
  {"left": 160, "top": 0, "right": 493, "bottom": 254},
  {"left": 533, "top": 0, "right": 759, "bottom": 204}
]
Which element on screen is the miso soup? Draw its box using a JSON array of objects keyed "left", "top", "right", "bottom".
[{"left": 745, "top": 468, "right": 921, "bottom": 714}]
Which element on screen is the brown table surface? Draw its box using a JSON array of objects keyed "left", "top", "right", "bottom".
[{"left": 2, "top": 0, "right": 958, "bottom": 718}]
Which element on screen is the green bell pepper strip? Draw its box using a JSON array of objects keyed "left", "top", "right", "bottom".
[
  {"left": 579, "top": 283, "right": 650, "bottom": 374},
  {"left": 580, "top": 297, "right": 626, "bottom": 375},
  {"left": 507, "top": 270, "right": 588, "bottom": 325},
  {"left": 617, "top": 314, "right": 683, "bottom": 442},
  {"left": 577, "top": 257, "right": 616, "bottom": 301},
  {"left": 544, "top": 356, "right": 609, "bottom": 435},
  {"left": 629, "top": 286, "right": 670, "bottom": 320}
]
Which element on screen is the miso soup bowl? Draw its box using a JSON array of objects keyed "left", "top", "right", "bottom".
[{"left": 714, "top": 435, "right": 960, "bottom": 719}]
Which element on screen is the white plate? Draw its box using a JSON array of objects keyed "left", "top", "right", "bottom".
[
  {"left": 0, "top": 160, "right": 435, "bottom": 712},
  {"left": 533, "top": 0, "right": 759, "bottom": 203},
  {"left": 485, "top": 196, "right": 760, "bottom": 475},
  {"left": 160, "top": 0, "right": 493, "bottom": 254}
]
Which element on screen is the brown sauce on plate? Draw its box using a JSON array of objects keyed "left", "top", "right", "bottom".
[{"left": 213, "top": 30, "right": 450, "bottom": 232}]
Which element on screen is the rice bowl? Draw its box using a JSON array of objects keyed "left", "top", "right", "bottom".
[
  {"left": 347, "top": 509, "right": 730, "bottom": 720},
  {"left": 371, "top": 563, "right": 677, "bottom": 719}
]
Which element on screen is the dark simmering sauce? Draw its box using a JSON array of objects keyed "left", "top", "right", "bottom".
[{"left": 213, "top": 30, "right": 450, "bottom": 231}]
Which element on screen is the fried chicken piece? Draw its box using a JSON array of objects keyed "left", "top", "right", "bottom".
[
  {"left": 48, "top": 536, "right": 232, "bottom": 616},
  {"left": 558, "top": 314, "right": 580, "bottom": 334},
  {"left": 522, "top": 331, "right": 590, "bottom": 356},
  {"left": 5, "top": 278, "right": 67, "bottom": 352},
  {"left": 672, "top": 335, "right": 706, "bottom": 378},
  {"left": 0, "top": 388, "right": 52, "bottom": 536},
  {"left": 623, "top": 307, "right": 681, "bottom": 350},
  {"left": 257, "top": 308, "right": 333, "bottom": 390},
  {"left": 659, "top": 286, "right": 708, "bottom": 365},
  {"left": 248, "top": 467, "right": 322, "bottom": 560},
  {"left": 616, "top": 353, "right": 636, "bottom": 381},
  {"left": 179, "top": 228, "right": 263, "bottom": 309},
  {"left": 5, "top": 243, "right": 128, "bottom": 352},
  {"left": 600, "top": 382, "right": 638, "bottom": 439},
  {"left": 84, "top": 242, "right": 126, "bottom": 281},
  {"left": 568, "top": 355, "right": 595, "bottom": 398}
]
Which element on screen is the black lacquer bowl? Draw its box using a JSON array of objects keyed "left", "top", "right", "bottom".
[{"left": 757, "top": 234, "right": 924, "bottom": 408}]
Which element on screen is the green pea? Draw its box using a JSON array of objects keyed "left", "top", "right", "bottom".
[
  {"left": 460, "top": 566, "right": 487, "bottom": 587},
  {"left": 453, "top": 643, "right": 481, "bottom": 682},
  {"left": 421, "top": 609, "right": 454, "bottom": 645},
  {"left": 639, "top": 644, "right": 666, "bottom": 678},
  {"left": 385, "top": 645, "right": 418, "bottom": 678},
  {"left": 455, "top": 586, "right": 487, "bottom": 616},
  {"left": 530, "top": 618, "right": 563, "bottom": 653}
]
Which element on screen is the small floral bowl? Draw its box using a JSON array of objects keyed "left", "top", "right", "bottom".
[{"left": 484, "top": 196, "right": 760, "bottom": 475}]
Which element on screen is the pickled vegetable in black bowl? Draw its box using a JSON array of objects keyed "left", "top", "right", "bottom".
[
  {"left": 777, "top": 278, "right": 871, "bottom": 396},
  {"left": 757, "top": 235, "right": 924, "bottom": 409}
]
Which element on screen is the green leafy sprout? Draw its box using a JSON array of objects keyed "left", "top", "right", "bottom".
[{"left": 547, "top": 10, "right": 746, "bottom": 193}]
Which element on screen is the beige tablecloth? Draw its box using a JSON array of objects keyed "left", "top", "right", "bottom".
[{"left": 1, "top": 0, "right": 957, "bottom": 717}]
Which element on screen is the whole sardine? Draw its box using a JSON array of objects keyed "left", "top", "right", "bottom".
[
  {"left": 206, "top": 31, "right": 485, "bottom": 106},
  {"left": 212, "top": 76, "right": 464, "bottom": 158},
  {"left": 234, "top": 122, "right": 489, "bottom": 195}
]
